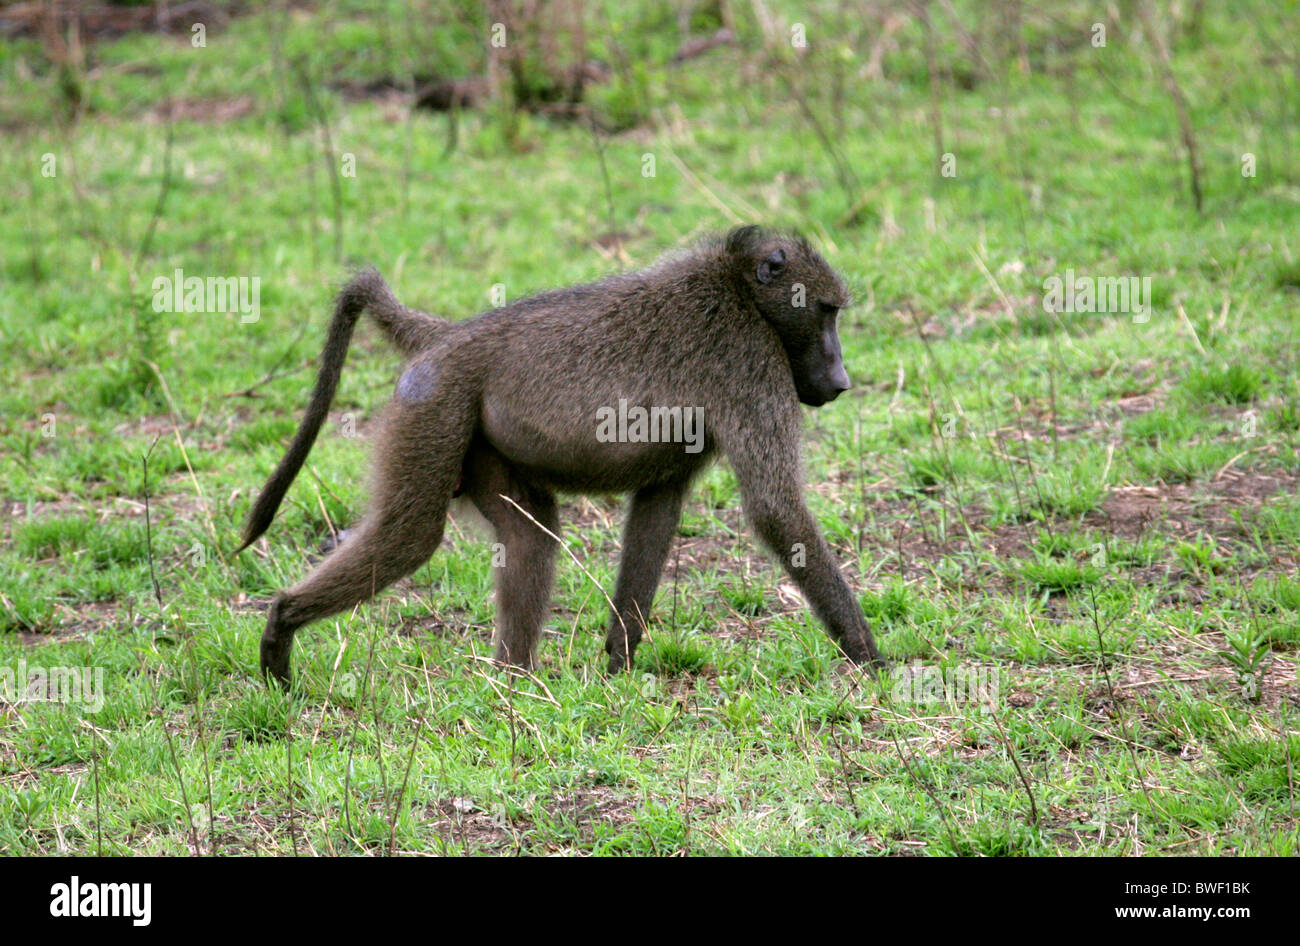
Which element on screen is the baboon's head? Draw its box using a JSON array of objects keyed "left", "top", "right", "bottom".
[{"left": 725, "top": 226, "right": 853, "bottom": 407}]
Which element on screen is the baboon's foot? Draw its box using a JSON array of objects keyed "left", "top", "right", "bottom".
[
  {"left": 604, "top": 624, "right": 642, "bottom": 674},
  {"left": 843, "top": 637, "right": 888, "bottom": 676},
  {"left": 260, "top": 597, "right": 295, "bottom": 689},
  {"left": 492, "top": 643, "right": 537, "bottom": 673},
  {"left": 317, "top": 527, "right": 353, "bottom": 556}
]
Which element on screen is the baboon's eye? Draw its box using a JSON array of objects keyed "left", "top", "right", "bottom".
[{"left": 817, "top": 301, "right": 839, "bottom": 318}]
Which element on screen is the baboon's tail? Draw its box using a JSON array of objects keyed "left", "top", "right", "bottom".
[
  {"left": 354, "top": 267, "right": 455, "bottom": 357},
  {"left": 236, "top": 267, "right": 451, "bottom": 552}
]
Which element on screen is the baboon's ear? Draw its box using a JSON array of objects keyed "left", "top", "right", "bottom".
[
  {"left": 725, "top": 224, "right": 764, "bottom": 256},
  {"left": 756, "top": 247, "right": 786, "bottom": 284}
]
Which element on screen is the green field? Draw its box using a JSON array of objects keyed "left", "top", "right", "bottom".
[{"left": 1, "top": 1, "right": 1297, "bottom": 855}]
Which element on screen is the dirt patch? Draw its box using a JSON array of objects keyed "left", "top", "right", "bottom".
[
  {"left": 423, "top": 787, "right": 638, "bottom": 853},
  {"left": 5, "top": 490, "right": 214, "bottom": 539},
  {"left": 13, "top": 599, "right": 120, "bottom": 646},
  {"left": 147, "top": 95, "right": 255, "bottom": 124},
  {"left": 1091, "top": 470, "right": 1296, "bottom": 540},
  {"left": 3, "top": 497, "right": 97, "bottom": 526},
  {"left": 0, "top": 2, "right": 241, "bottom": 43},
  {"left": 844, "top": 470, "right": 1296, "bottom": 578},
  {"left": 534, "top": 788, "right": 640, "bottom": 840},
  {"left": 422, "top": 797, "right": 516, "bottom": 852}
]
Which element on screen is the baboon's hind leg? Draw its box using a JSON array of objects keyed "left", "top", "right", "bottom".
[
  {"left": 261, "top": 365, "right": 476, "bottom": 686},
  {"left": 606, "top": 477, "right": 690, "bottom": 672},
  {"left": 465, "top": 444, "right": 559, "bottom": 670}
]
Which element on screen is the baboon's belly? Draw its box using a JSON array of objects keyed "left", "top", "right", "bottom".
[{"left": 481, "top": 392, "right": 710, "bottom": 492}]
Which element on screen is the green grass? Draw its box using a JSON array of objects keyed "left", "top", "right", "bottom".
[
  {"left": 1183, "top": 363, "right": 1264, "bottom": 406},
  {"left": 0, "top": 0, "right": 1297, "bottom": 855}
]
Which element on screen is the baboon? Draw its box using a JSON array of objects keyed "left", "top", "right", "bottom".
[{"left": 238, "top": 226, "right": 884, "bottom": 686}]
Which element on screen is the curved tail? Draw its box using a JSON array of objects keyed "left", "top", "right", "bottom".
[
  {"left": 236, "top": 267, "right": 450, "bottom": 552},
  {"left": 357, "top": 267, "right": 455, "bottom": 356}
]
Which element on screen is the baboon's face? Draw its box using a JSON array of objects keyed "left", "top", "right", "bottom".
[{"left": 741, "top": 237, "right": 853, "bottom": 407}]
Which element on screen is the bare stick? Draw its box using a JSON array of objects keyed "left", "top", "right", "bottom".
[
  {"left": 189, "top": 700, "right": 217, "bottom": 855},
  {"left": 776, "top": 68, "right": 862, "bottom": 206},
  {"left": 131, "top": 99, "right": 175, "bottom": 275},
  {"left": 286, "top": 729, "right": 300, "bottom": 856},
  {"left": 985, "top": 699, "right": 1039, "bottom": 826},
  {"left": 586, "top": 112, "right": 621, "bottom": 255},
  {"left": 293, "top": 60, "right": 345, "bottom": 261},
  {"left": 88, "top": 723, "right": 103, "bottom": 856},
  {"left": 1088, "top": 583, "right": 1159, "bottom": 819},
  {"left": 915, "top": 0, "right": 946, "bottom": 171},
  {"left": 388, "top": 714, "right": 424, "bottom": 856},
  {"left": 344, "top": 606, "right": 379, "bottom": 843},
  {"left": 661, "top": 147, "right": 750, "bottom": 223},
  {"left": 141, "top": 434, "right": 163, "bottom": 609},
  {"left": 225, "top": 317, "right": 312, "bottom": 398},
  {"left": 160, "top": 720, "right": 199, "bottom": 855},
  {"left": 1139, "top": 1, "right": 1204, "bottom": 212},
  {"left": 888, "top": 726, "right": 962, "bottom": 851}
]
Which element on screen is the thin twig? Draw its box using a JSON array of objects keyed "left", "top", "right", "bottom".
[
  {"left": 192, "top": 700, "right": 216, "bottom": 855},
  {"left": 224, "top": 319, "right": 312, "bottom": 398},
  {"left": 1088, "top": 583, "right": 1159, "bottom": 819},
  {"left": 293, "top": 60, "right": 345, "bottom": 261},
  {"left": 90, "top": 725, "right": 103, "bottom": 856},
  {"left": 131, "top": 100, "right": 175, "bottom": 275},
  {"left": 776, "top": 67, "right": 862, "bottom": 206},
  {"left": 985, "top": 700, "right": 1039, "bottom": 826},
  {"left": 1138, "top": 1, "right": 1204, "bottom": 212},
  {"left": 344, "top": 610, "right": 379, "bottom": 843},
  {"left": 586, "top": 111, "right": 621, "bottom": 255},
  {"left": 388, "top": 714, "right": 424, "bottom": 856},
  {"left": 160, "top": 720, "right": 199, "bottom": 855},
  {"left": 914, "top": 0, "right": 946, "bottom": 170},
  {"left": 141, "top": 435, "right": 163, "bottom": 608},
  {"left": 888, "top": 727, "right": 962, "bottom": 852},
  {"left": 286, "top": 728, "right": 300, "bottom": 856}
]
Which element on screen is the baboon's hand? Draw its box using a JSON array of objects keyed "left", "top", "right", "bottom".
[{"left": 606, "top": 652, "right": 634, "bottom": 675}]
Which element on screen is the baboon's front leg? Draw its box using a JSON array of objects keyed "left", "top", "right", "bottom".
[
  {"left": 742, "top": 491, "right": 882, "bottom": 667},
  {"left": 724, "top": 424, "right": 883, "bottom": 669},
  {"left": 606, "top": 478, "right": 690, "bottom": 672},
  {"left": 466, "top": 446, "right": 559, "bottom": 670}
]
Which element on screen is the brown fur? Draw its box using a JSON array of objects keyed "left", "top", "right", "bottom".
[{"left": 240, "top": 226, "right": 883, "bottom": 685}]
